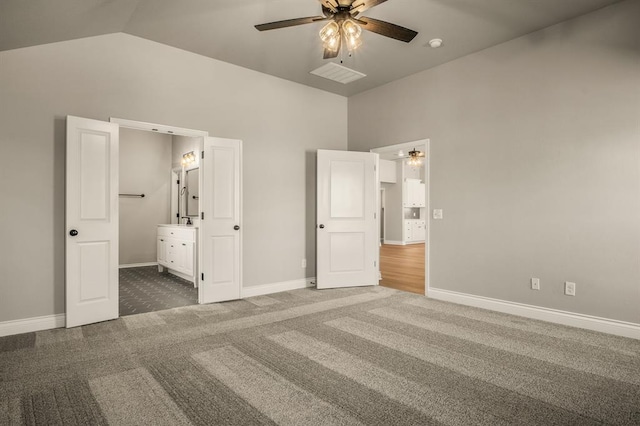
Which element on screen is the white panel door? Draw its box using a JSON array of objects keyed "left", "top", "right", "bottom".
[
  {"left": 200, "top": 137, "right": 242, "bottom": 303},
  {"left": 66, "top": 116, "right": 119, "bottom": 327},
  {"left": 317, "top": 150, "right": 379, "bottom": 289}
]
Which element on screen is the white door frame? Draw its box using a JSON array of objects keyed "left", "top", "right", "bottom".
[
  {"left": 371, "top": 139, "right": 430, "bottom": 296},
  {"left": 380, "top": 187, "right": 386, "bottom": 243},
  {"left": 110, "top": 117, "right": 211, "bottom": 307}
]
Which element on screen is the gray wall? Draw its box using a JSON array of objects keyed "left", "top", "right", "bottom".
[
  {"left": 119, "top": 128, "right": 172, "bottom": 265},
  {"left": 0, "top": 33, "right": 346, "bottom": 323},
  {"left": 348, "top": 0, "right": 640, "bottom": 324}
]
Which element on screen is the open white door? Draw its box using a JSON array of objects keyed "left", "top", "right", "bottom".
[
  {"left": 317, "top": 149, "right": 379, "bottom": 289},
  {"left": 66, "top": 116, "right": 119, "bottom": 327},
  {"left": 199, "top": 137, "right": 242, "bottom": 303}
]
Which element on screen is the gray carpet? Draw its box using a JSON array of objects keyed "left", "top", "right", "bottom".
[
  {"left": 119, "top": 266, "right": 197, "bottom": 316},
  {"left": 1, "top": 286, "right": 639, "bottom": 425}
]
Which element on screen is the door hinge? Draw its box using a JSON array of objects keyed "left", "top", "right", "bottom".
[
  {"left": 201, "top": 212, "right": 204, "bottom": 220},
  {"left": 374, "top": 165, "right": 377, "bottom": 172},
  {"left": 201, "top": 273, "right": 204, "bottom": 281},
  {"left": 374, "top": 261, "right": 377, "bottom": 267},
  {"left": 176, "top": 213, "right": 179, "bottom": 218},
  {"left": 176, "top": 179, "right": 180, "bottom": 184},
  {"left": 201, "top": 151, "right": 204, "bottom": 159},
  {"left": 374, "top": 212, "right": 377, "bottom": 219}
]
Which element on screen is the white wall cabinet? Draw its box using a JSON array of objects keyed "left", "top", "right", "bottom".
[
  {"left": 404, "top": 220, "right": 426, "bottom": 243},
  {"left": 403, "top": 179, "right": 425, "bottom": 207},
  {"left": 379, "top": 159, "right": 397, "bottom": 183},
  {"left": 157, "top": 225, "right": 197, "bottom": 287}
]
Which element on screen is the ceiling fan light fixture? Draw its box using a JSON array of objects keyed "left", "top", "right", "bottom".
[
  {"left": 406, "top": 148, "right": 424, "bottom": 167},
  {"left": 319, "top": 21, "right": 340, "bottom": 43},
  {"left": 342, "top": 19, "right": 362, "bottom": 51},
  {"left": 342, "top": 19, "right": 361, "bottom": 38},
  {"left": 407, "top": 156, "right": 422, "bottom": 167}
]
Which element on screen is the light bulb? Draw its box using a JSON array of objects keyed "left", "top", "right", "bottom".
[
  {"left": 346, "top": 35, "right": 362, "bottom": 51},
  {"left": 342, "top": 19, "right": 362, "bottom": 51},
  {"left": 407, "top": 156, "right": 422, "bottom": 167},
  {"left": 325, "top": 34, "right": 340, "bottom": 51},
  {"left": 342, "top": 19, "right": 361, "bottom": 39},
  {"left": 319, "top": 21, "right": 340, "bottom": 43}
]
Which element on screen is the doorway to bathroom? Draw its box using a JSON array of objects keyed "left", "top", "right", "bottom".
[
  {"left": 117, "top": 126, "right": 202, "bottom": 316},
  {"left": 65, "top": 116, "right": 243, "bottom": 328}
]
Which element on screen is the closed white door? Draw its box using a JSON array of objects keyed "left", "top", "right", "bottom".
[
  {"left": 66, "top": 116, "right": 119, "bottom": 327},
  {"left": 200, "top": 137, "right": 242, "bottom": 303},
  {"left": 316, "top": 150, "right": 379, "bottom": 289}
]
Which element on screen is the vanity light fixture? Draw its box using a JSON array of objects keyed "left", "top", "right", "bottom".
[{"left": 181, "top": 151, "right": 196, "bottom": 167}]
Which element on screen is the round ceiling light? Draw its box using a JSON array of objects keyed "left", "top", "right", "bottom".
[{"left": 428, "top": 38, "right": 443, "bottom": 48}]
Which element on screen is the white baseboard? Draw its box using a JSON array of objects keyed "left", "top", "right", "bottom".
[
  {"left": 167, "top": 269, "right": 196, "bottom": 285},
  {"left": 0, "top": 314, "right": 66, "bottom": 337},
  {"left": 383, "top": 240, "right": 405, "bottom": 246},
  {"left": 428, "top": 288, "right": 640, "bottom": 340},
  {"left": 119, "top": 262, "right": 158, "bottom": 269},
  {"left": 242, "top": 277, "right": 316, "bottom": 298}
]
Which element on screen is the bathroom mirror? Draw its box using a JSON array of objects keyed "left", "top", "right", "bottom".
[{"left": 185, "top": 168, "right": 199, "bottom": 217}]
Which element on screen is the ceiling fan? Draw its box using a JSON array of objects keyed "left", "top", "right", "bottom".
[
  {"left": 393, "top": 147, "right": 424, "bottom": 166},
  {"left": 255, "top": 0, "right": 418, "bottom": 59}
]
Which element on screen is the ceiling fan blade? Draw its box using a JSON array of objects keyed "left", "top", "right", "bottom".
[
  {"left": 317, "top": 0, "right": 339, "bottom": 13},
  {"left": 351, "top": 0, "right": 388, "bottom": 14},
  {"left": 323, "top": 36, "right": 341, "bottom": 59},
  {"left": 255, "top": 16, "right": 326, "bottom": 31},
  {"left": 357, "top": 16, "right": 418, "bottom": 43}
]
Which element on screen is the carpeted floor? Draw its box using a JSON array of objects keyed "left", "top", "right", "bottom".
[
  {"left": 1, "top": 286, "right": 639, "bottom": 425},
  {"left": 119, "top": 266, "right": 198, "bottom": 316}
]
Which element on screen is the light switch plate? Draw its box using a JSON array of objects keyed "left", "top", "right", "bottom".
[
  {"left": 433, "top": 209, "right": 443, "bottom": 219},
  {"left": 531, "top": 278, "right": 540, "bottom": 290}
]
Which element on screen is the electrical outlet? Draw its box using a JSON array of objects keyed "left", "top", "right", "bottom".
[
  {"left": 531, "top": 278, "right": 540, "bottom": 290},
  {"left": 433, "top": 209, "right": 443, "bottom": 220},
  {"left": 301, "top": 258, "right": 307, "bottom": 268},
  {"left": 565, "top": 281, "right": 576, "bottom": 296}
]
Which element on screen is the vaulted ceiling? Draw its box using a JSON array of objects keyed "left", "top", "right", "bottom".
[{"left": 0, "top": 0, "right": 622, "bottom": 96}]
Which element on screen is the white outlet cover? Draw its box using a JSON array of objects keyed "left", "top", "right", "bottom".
[
  {"left": 531, "top": 278, "right": 540, "bottom": 290},
  {"left": 565, "top": 281, "right": 576, "bottom": 296},
  {"left": 433, "top": 209, "right": 443, "bottom": 219}
]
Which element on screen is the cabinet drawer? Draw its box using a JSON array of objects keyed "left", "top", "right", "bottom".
[{"left": 158, "top": 226, "right": 196, "bottom": 241}]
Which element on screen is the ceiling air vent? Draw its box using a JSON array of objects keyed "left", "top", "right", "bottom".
[{"left": 310, "top": 63, "right": 366, "bottom": 84}]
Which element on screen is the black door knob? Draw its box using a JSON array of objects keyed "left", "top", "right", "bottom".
[
  {"left": 69, "top": 229, "right": 78, "bottom": 236},
  {"left": 234, "top": 225, "right": 240, "bottom": 230},
  {"left": 319, "top": 224, "right": 325, "bottom": 229}
]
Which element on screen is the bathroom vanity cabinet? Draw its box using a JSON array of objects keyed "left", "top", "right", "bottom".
[{"left": 157, "top": 225, "right": 197, "bottom": 287}]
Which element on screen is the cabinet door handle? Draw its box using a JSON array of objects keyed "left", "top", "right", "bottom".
[
  {"left": 160, "top": 239, "right": 164, "bottom": 242},
  {"left": 182, "top": 243, "right": 186, "bottom": 246}
]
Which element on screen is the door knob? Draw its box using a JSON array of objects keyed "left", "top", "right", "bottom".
[
  {"left": 234, "top": 225, "right": 240, "bottom": 230},
  {"left": 319, "top": 224, "right": 325, "bottom": 229},
  {"left": 69, "top": 229, "right": 78, "bottom": 236}
]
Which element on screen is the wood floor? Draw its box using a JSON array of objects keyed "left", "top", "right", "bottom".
[{"left": 379, "top": 243, "right": 425, "bottom": 295}]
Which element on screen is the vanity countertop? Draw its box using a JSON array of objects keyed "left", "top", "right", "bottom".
[{"left": 158, "top": 224, "right": 199, "bottom": 229}]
